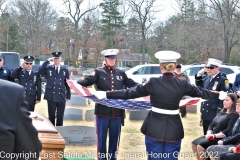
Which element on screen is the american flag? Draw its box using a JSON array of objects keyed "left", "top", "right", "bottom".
[{"left": 67, "top": 79, "right": 201, "bottom": 110}]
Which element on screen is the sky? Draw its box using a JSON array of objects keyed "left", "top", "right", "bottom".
[{"left": 48, "top": 0, "right": 179, "bottom": 22}]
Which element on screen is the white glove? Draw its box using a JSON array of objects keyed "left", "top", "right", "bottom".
[
  {"left": 93, "top": 91, "right": 107, "bottom": 99},
  {"left": 218, "top": 91, "right": 227, "bottom": 100},
  {"left": 197, "top": 68, "right": 205, "bottom": 77}
]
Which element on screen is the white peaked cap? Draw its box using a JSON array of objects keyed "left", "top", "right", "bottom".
[
  {"left": 206, "top": 58, "right": 222, "bottom": 67},
  {"left": 155, "top": 51, "right": 181, "bottom": 63},
  {"left": 101, "top": 49, "right": 119, "bottom": 58}
]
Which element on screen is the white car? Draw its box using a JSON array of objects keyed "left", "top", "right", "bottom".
[
  {"left": 182, "top": 63, "right": 240, "bottom": 85},
  {"left": 125, "top": 64, "right": 161, "bottom": 84}
]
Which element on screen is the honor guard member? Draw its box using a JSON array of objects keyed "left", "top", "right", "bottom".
[
  {"left": 93, "top": 51, "right": 225, "bottom": 160},
  {"left": 174, "top": 64, "right": 190, "bottom": 118},
  {"left": 77, "top": 49, "right": 138, "bottom": 160},
  {"left": 0, "top": 54, "right": 15, "bottom": 82},
  {"left": 10, "top": 56, "right": 41, "bottom": 111},
  {"left": 38, "top": 52, "right": 71, "bottom": 126},
  {"left": 195, "top": 58, "right": 230, "bottom": 134}
]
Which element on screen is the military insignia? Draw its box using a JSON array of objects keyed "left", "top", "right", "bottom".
[
  {"left": 3, "top": 70, "right": 6, "bottom": 73},
  {"left": 28, "top": 56, "right": 30, "bottom": 59},
  {"left": 49, "top": 70, "right": 52, "bottom": 76},
  {"left": 116, "top": 76, "right": 119, "bottom": 80},
  {"left": 63, "top": 71, "right": 65, "bottom": 75},
  {"left": 34, "top": 75, "right": 36, "bottom": 82},
  {"left": 120, "top": 76, "right": 122, "bottom": 80},
  {"left": 56, "top": 52, "right": 58, "bottom": 55},
  {"left": 225, "top": 80, "right": 229, "bottom": 89},
  {"left": 212, "top": 81, "right": 218, "bottom": 90}
]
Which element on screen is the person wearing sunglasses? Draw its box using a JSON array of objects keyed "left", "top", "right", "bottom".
[
  {"left": 0, "top": 54, "right": 15, "bottom": 82},
  {"left": 10, "top": 56, "right": 42, "bottom": 111},
  {"left": 195, "top": 58, "right": 230, "bottom": 135}
]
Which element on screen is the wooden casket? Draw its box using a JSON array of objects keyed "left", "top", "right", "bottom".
[{"left": 30, "top": 112, "right": 66, "bottom": 160}]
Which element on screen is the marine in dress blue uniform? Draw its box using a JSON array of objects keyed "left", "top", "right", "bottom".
[
  {"left": 0, "top": 54, "right": 15, "bottom": 82},
  {"left": 94, "top": 51, "right": 224, "bottom": 160},
  {"left": 38, "top": 52, "right": 71, "bottom": 126},
  {"left": 10, "top": 56, "right": 41, "bottom": 111},
  {"left": 195, "top": 58, "right": 229, "bottom": 134},
  {"left": 77, "top": 49, "right": 138, "bottom": 160}
]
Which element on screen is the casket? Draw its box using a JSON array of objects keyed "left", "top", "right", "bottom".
[{"left": 30, "top": 112, "right": 66, "bottom": 160}]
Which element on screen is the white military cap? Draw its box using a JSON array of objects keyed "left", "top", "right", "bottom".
[
  {"left": 206, "top": 58, "right": 222, "bottom": 67},
  {"left": 155, "top": 51, "right": 181, "bottom": 63},
  {"left": 101, "top": 49, "right": 119, "bottom": 59}
]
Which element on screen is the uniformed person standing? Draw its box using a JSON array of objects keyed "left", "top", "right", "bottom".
[
  {"left": 0, "top": 54, "right": 15, "bottom": 82},
  {"left": 93, "top": 51, "right": 225, "bottom": 160},
  {"left": 174, "top": 64, "right": 190, "bottom": 118},
  {"left": 10, "top": 56, "right": 41, "bottom": 111},
  {"left": 77, "top": 49, "right": 138, "bottom": 160},
  {"left": 195, "top": 58, "right": 230, "bottom": 134},
  {"left": 38, "top": 52, "right": 71, "bottom": 126}
]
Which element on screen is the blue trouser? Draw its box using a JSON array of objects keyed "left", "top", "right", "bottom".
[
  {"left": 145, "top": 136, "right": 181, "bottom": 160},
  {"left": 47, "top": 101, "right": 65, "bottom": 126},
  {"left": 96, "top": 116, "right": 121, "bottom": 160}
]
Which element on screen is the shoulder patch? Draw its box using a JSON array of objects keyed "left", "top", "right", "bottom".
[{"left": 225, "top": 80, "right": 229, "bottom": 89}]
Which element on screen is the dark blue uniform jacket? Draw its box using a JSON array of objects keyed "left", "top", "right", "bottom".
[{"left": 38, "top": 61, "right": 71, "bottom": 102}]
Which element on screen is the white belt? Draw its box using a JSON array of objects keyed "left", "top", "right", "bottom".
[{"left": 151, "top": 107, "right": 179, "bottom": 115}]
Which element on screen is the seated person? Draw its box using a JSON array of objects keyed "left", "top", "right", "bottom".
[
  {"left": 207, "top": 98, "right": 240, "bottom": 160},
  {"left": 192, "top": 93, "right": 239, "bottom": 160},
  {"left": 219, "top": 144, "right": 240, "bottom": 160}
]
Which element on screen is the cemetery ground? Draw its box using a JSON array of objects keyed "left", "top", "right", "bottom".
[{"left": 35, "top": 92, "right": 203, "bottom": 160}]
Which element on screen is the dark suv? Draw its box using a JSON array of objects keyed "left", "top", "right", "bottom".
[{"left": 1, "top": 52, "right": 20, "bottom": 71}]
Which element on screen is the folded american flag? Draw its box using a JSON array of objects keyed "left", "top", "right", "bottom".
[{"left": 67, "top": 79, "right": 201, "bottom": 110}]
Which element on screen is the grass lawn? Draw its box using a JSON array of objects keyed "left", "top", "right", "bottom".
[{"left": 35, "top": 94, "right": 203, "bottom": 160}]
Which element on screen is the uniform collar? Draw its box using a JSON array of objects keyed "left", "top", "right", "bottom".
[
  {"left": 104, "top": 65, "right": 115, "bottom": 71},
  {"left": 163, "top": 72, "right": 175, "bottom": 78},
  {"left": 211, "top": 71, "right": 220, "bottom": 79}
]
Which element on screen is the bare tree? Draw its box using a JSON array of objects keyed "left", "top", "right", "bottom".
[
  {"left": 62, "top": 0, "right": 98, "bottom": 38},
  {"left": 0, "top": 0, "right": 7, "bottom": 14},
  {"left": 128, "top": 0, "right": 158, "bottom": 64},
  {"left": 205, "top": 0, "right": 240, "bottom": 62},
  {"left": 10, "top": 0, "right": 58, "bottom": 56}
]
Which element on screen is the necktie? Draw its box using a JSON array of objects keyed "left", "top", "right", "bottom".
[
  {"left": 26, "top": 70, "right": 30, "bottom": 77},
  {"left": 56, "top": 67, "right": 58, "bottom": 75}
]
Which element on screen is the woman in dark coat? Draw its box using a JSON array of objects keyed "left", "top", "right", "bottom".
[
  {"left": 191, "top": 93, "right": 238, "bottom": 160},
  {"left": 206, "top": 97, "right": 240, "bottom": 160},
  {"left": 93, "top": 51, "right": 225, "bottom": 160}
]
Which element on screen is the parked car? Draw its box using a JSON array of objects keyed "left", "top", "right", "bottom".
[
  {"left": 119, "top": 66, "right": 131, "bottom": 72},
  {"left": 182, "top": 63, "right": 240, "bottom": 85},
  {"left": 0, "top": 52, "right": 20, "bottom": 71},
  {"left": 125, "top": 64, "right": 161, "bottom": 84}
]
